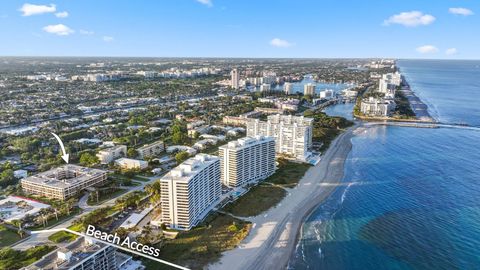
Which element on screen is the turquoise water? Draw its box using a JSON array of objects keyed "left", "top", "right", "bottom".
[
  {"left": 291, "top": 60, "right": 480, "bottom": 270},
  {"left": 323, "top": 103, "right": 354, "bottom": 120}
]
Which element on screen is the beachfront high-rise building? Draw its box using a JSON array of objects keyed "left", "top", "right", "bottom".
[
  {"left": 21, "top": 165, "right": 108, "bottom": 200},
  {"left": 284, "top": 82, "right": 294, "bottom": 95},
  {"left": 360, "top": 96, "right": 396, "bottom": 117},
  {"left": 160, "top": 154, "right": 221, "bottom": 231},
  {"left": 304, "top": 83, "right": 316, "bottom": 96},
  {"left": 219, "top": 136, "right": 276, "bottom": 188},
  {"left": 379, "top": 72, "right": 402, "bottom": 97},
  {"left": 231, "top": 68, "right": 239, "bottom": 89},
  {"left": 246, "top": 114, "right": 313, "bottom": 161}
]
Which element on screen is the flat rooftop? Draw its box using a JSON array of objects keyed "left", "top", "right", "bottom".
[
  {"left": 137, "top": 140, "right": 164, "bottom": 150},
  {"left": 161, "top": 154, "right": 219, "bottom": 183},
  {"left": 0, "top": 196, "right": 51, "bottom": 222},
  {"left": 24, "top": 237, "right": 110, "bottom": 270},
  {"left": 21, "top": 165, "right": 106, "bottom": 189},
  {"left": 220, "top": 136, "right": 274, "bottom": 150}
]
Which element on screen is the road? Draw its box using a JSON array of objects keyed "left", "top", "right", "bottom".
[{"left": 13, "top": 175, "right": 159, "bottom": 250}]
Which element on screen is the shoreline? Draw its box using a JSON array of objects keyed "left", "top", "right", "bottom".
[{"left": 209, "top": 125, "right": 356, "bottom": 270}]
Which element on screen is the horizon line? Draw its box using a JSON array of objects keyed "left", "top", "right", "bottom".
[{"left": 0, "top": 55, "right": 478, "bottom": 61}]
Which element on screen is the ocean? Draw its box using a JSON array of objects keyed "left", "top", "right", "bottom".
[{"left": 291, "top": 60, "right": 480, "bottom": 270}]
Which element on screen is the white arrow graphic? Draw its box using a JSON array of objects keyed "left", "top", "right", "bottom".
[{"left": 51, "top": 133, "right": 69, "bottom": 163}]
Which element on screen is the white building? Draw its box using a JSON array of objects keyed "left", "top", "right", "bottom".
[
  {"left": 360, "top": 96, "right": 396, "bottom": 117},
  {"left": 137, "top": 141, "right": 165, "bottom": 159},
  {"left": 96, "top": 145, "right": 127, "bottom": 164},
  {"left": 160, "top": 154, "right": 221, "bottom": 230},
  {"left": 284, "top": 82, "right": 294, "bottom": 95},
  {"left": 379, "top": 72, "right": 402, "bottom": 97},
  {"left": 13, "top": 169, "right": 28, "bottom": 179},
  {"left": 246, "top": 114, "right": 313, "bottom": 161},
  {"left": 219, "top": 136, "right": 276, "bottom": 188},
  {"left": 260, "top": 83, "right": 271, "bottom": 92},
  {"left": 231, "top": 68, "right": 239, "bottom": 89},
  {"left": 304, "top": 83, "right": 316, "bottom": 96},
  {"left": 115, "top": 158, "right": 148, "bottom": 170},
  {"left": 319, "top": 89, "right": 334, "bottom": 99}
]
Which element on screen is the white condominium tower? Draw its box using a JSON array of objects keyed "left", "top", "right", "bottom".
[
  {"left": 160, "top": 154, "right": 221, "bottom": 230},
  {"left": 304, "top": 83, "right": 316, "bottom": 96},
  {"left": 246, "top": 114, "right": 313, "bottom": 161},
  {"left": 284, "top": 82, "right": 294, "bottom": 95},
  {"left": 231, "top": 68, "right": 239, "bottom": 89},
  {"left": 219, "top": 136, "right": 276, "bottom": 188}
]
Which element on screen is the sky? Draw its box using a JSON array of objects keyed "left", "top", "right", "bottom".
[{"left": 0, "top": 0, "right": 478, "bottom": 59}]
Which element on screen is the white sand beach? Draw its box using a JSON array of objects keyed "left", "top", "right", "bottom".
[{"left": 209, "top": 126, "right": 356, "bottom": 270}]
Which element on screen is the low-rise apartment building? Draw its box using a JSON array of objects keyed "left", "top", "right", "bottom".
[
  {"left": 21, "top": 165, "right": 108, "bottom": 200},
  {"left": 137, "top": 141, "right": 165, "bottom": 159},
  {"left": 96, "top": 145, "right": 127, "bottom": 164},
  {"left": 115, "top": 158, "right": 148, "bottom": 170}
]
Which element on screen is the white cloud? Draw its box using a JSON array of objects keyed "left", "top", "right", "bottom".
[
  {"left": 445, "top": 48, "right": 458, "bottom": 55},
  {"left": 80, "top": 29, "right": 94, "bottom": 35},
  {"left": 55, "top": 11, "right": 68, "bottom": 18},
  {"left": 384, "top": 11, "right": 435, "bottom": 27},
  {"left": 103, "top": 36, "right": 114, "bottom": 42},
  {"left": 270, "top": 38, "right": 293, "bottom": 48},
  {"left": 449, "top": 7, "right": 474, "bottom": 16},
  {"left": 196, "top": 0, "right": 213, "bottom": 7},
  {"left": 42, "top": 24, "right": 74, "bottom": 36},
  {"left": 19, "top": 3, "right": 56, "bottom": 16},
  {"left": 416, "top": 45, "right": 439, "bottom": 54}
]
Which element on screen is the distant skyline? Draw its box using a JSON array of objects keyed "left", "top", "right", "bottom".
[{"left": 0, "top": 0, "right": 478, "bottom": 59}]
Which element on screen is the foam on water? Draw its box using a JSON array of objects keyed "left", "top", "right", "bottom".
[{"left": 291, "top": 60, "right": 480, "bottom": 270}]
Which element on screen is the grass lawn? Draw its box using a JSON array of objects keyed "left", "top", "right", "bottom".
[
  {"left": 0, "top": 245, "right": 55, "bottom": 269},
  {"left": 30, "top": 208, "right": 82, "bottom": 231},
  {"left": 223, "top": 185, "right": 287, "bottom": 217},
  {"left": 87, "top": 188, "right": 128, "bottom": 206},
  {"left": 148, "top": 213, "right": 251, "bottom": 270},
  {"left": 0, "top": 225, "right": 21, "bottom": 247},
  {"left": 265, "top": 159, "right": 311, "bottom": 188},
  {"left": 47, "top": 222, "right": 85, "bottom": 243},
  {"left": 133, "top": 175, "right": 150, "bottom": 182}
]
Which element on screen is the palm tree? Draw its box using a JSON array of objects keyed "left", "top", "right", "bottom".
[{"left": 145, "top": 181, "right": 161, "bottom": 206}]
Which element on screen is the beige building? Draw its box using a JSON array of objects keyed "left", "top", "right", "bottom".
[
  {"left": 222, "top": 116, "right": 248, "bottom": 126},
  {"left": 246, "top": 114, "right": 313, "bottom": 161},
  {"left": 137, "top": 140, "right": 165, "bottom": 159},
  {"left": 115, "top": 158, "right": 148, "bottom": 170},
  {"left": 160, "top": 154, "right": 221, "bottom": 230},
  {"left": 21, "top": 165, "right": 108, "bottom": 200},
  {"left": 304, "top": 83, "right": 316, "bottom": 96},
  {"left": 96, "top": 145, "right": 127, "bottom": 164},
  {"left": 219, "top": 136, "right": 276, "bottom": 187}
]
